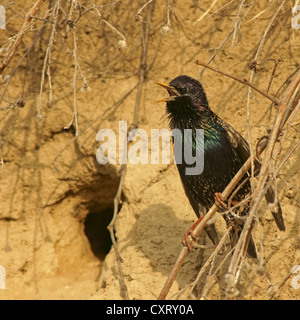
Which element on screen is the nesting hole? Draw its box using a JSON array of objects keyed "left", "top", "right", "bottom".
[
  {"left": 84, "top": 207, "right": 114, "bottom": 261},
  {"left": 76, "top": 164, "right": 122, "bottom": 262}
]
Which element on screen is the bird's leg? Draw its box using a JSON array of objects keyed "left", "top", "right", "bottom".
[{"left": 182, "top": 217, "right": 203, "bottom": 251}]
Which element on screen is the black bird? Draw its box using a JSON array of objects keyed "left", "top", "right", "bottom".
[{"left": 157, "top": 75, "right": 285, "bottom": 258}]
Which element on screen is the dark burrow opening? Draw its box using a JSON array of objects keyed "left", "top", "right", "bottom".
[
  {"left": 84, "top": 207, "right": 115, "bottom": 261},
  {"left": 80, "top": 162, "right": 123, "bottom": 262}
]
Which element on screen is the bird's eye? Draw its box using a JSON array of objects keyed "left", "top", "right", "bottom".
[{"left": 179, "top": 87, "right": 187, "bottom": 94}]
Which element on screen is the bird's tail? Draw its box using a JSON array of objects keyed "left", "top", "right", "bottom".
[
  {"left": 204, "top": 223, "right": 219, "bottom": 245},
  {"left": 229, "top": 226, "right": 257, "bottom": 259},
  {"left": 245, "top": 233, "right": 257, "bottom": 259},
  {"left": 265, "top": 187, "right": 285, "bottom": 231},
  {"left": 254, "top": 162, "right": 285, "bottom": 231}
]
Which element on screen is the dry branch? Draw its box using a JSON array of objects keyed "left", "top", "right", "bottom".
[
  {"left": 107, "top": 164, "right": 129, "bottom": 300},
  {"left": 244, "top": 0, "right": 286, "bottom": 183},
  {"left": 225, "top": 67, "right": 300, "bottom": 297},
  {"left": 133, "top": 1, "right": 153, "bottom": 127},
  {"left": 194, "top": 0, "right": 219, "bottom": 25},
  {"left": 195, "top": 60, "right": 279, "bottom": 105},
  {"left": 38, "top": 0, "right": 60, "bottom": 117}
]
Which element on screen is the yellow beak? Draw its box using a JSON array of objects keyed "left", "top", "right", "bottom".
[{"left": 155, "top": 81, "right": 180, "bottom": 102}]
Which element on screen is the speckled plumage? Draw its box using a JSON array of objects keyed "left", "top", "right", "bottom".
[{"left": 158, "top": 75, "right": 285, "bottom": 258}]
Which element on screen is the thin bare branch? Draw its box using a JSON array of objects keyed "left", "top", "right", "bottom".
[
  {"left": 133, "top": 1, "right": 153, "bottom": 128},
  {"left": 107, "top": 164, "right": 129, "bottom": 300},
  {"left": 225, "top": 67, "right": 300, "bottom": 298},
  {"left": 245, "top": 1, "right": 286, "bottom": 187},
  {"left": 193, "top": 0, "right": 219, "bottom": 25},
  {"left": 37, "top": 0, "right": 60, "bottom": 117},
  {"left": 0, "top": 0, "right": 44, "bottom": 74},
  {"left": 195, "top": 60, "right": 279, "bottom": 104}
]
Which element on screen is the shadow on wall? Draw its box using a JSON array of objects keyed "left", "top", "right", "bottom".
[{"left": 120, "top": 203, "right": 216, "bottom": 293}]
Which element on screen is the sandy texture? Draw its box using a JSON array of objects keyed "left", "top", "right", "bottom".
[{"left": 0, "top": 0, "right": 299, "bottom": 300}]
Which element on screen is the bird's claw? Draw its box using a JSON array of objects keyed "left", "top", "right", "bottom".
[
  {"left": 182, "top": 230, "right": 196, "bottom": 251},
  {"left": 215, "top": 192, "right": 238, "bottom": 210},
  {"left": 214, "top": 192, "right": 227, "bottom": 209},
  {"left": 182, "top": 217, "right": 203, "bottom": 251}
]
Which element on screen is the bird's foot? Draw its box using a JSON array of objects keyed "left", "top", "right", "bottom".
[
  {"left": 182, "top": 217, "right": 203, "bottom": 251},
  {"left": 215, "top": 192, "right": 238, "bottom": 210},
  {"left": 214, "top": 192, "right": 228, "bottom": 209}
]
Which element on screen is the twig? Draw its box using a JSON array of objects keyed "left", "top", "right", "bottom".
[
  {"left": 0, "top": 0, "right": 44, "bottom": 74},
  {"left": 207, "top": 0, "right": 236, "bottom": 21},
  {"left": 277, "top": 138, "right": 300, "bottom": 173},
  {"left": 266, "top": 59, "right": 282, "bottom": 94},
  {"left": 102, "top": 19, "right": 127, "bottom": 43},
  {"left": 193, "top": 0, "right": 219, "bottom": 25},
  {"left": 60, "top": 2, "right": 82, "bottom": 135},
  {"left": 245, "top": 9, "right": 266, "bottom": 24},
  {"left": 231, "top": 0, "right": 244, "bottom": 47},
  {"left": 0, "top": 19, "right": 49, "bottom": 108},
  {"left": 168, "top": 229, "right": 230, "bottom": 300},
  {"left": 107, "top": 164, "right": 129, "bottom": 300},
  {"left": 71, "top": 27, "right": 79, "bottom": 136},
  {"left": 37, "top": 0, "right": 60, "bottom": 117},
  {"left": 225, "top": 1, "right": 290, "bottom": 297},
  {"left": 133, "top": 1, "right": 153, "bottom": 127},
  {"left": 135, "top": 0, "right": 154, "bottom": 20},
  {"left": 75, "top": 4, "right": 116, "bottom": 21},
  {"left": 279, "top": 81, "right": 300, "bottom": 132},
  {"left": 225, "top": 67, "right": 300, "bottom": 298},
  {"left": 196, "top": 28, "right": 233, "bottom": 79},
  {"left": 195, "top": 60, "right": 279, "bottom": 105},
  {"left": 189, "top": 228, "right": 231, "bottom": 296},
  {"left": 268, "top": 270, "right": 294, "bottom": 300},
  {"left": 244, "top": 1, "right": 285, "bottom": 208},
  {"left": 200, "top": 237, "right": 234, "bottom": 299},
  {"left": 62, "top": 28, "right": 79, "bottom": 135}
]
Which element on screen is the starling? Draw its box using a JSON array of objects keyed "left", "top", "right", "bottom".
[{"left": 157, "top": 75, "right": 285, "bottom": 258}]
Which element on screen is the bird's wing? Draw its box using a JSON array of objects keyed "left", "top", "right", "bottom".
[
  {"left": 215, "top": 116, "right": 250, "bottom": 163},
  {"left": 216, "top": 116, "right": 285, "bottom": 231}
]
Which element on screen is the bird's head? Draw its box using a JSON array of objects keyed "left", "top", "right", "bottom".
[{"left": 156, "top": 75, "right": 210, "bottom": 117}]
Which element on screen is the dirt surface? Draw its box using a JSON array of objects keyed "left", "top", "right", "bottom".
[{"left": 0, "top": 0, "right": 299, "bottom": 300}]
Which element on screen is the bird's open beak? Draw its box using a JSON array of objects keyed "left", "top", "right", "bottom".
[{"left": 155, "top": 82, "right": 180, "bottom": 102}]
